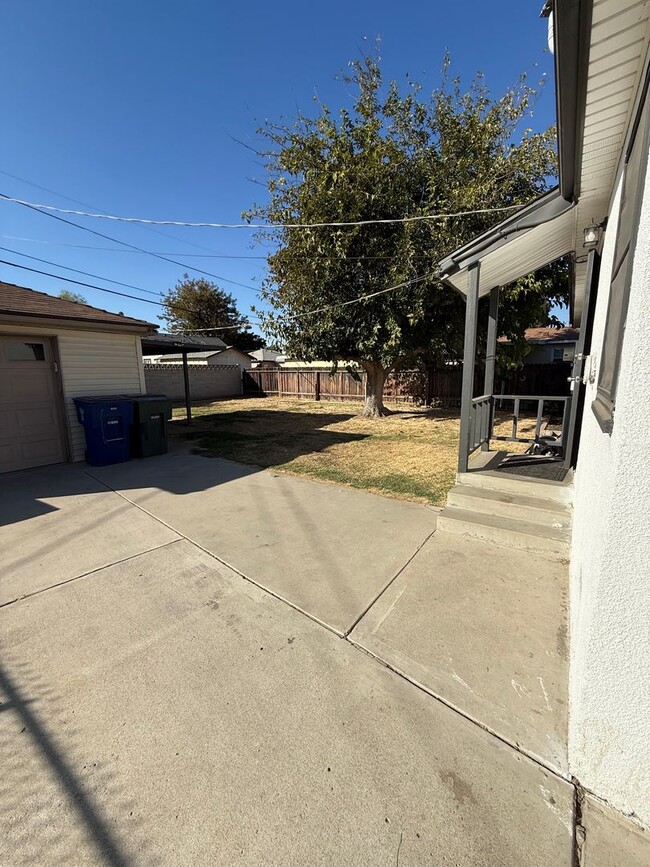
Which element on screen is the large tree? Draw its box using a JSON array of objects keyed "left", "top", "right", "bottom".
[
  {"left": 160, "top": 275, "right": 265, "bottom": 351},
  {"left": 247, "top": 56, "right": 567, "bottom": 415}
]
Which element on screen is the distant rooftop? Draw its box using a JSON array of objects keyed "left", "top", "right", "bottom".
[
  {"left": 140, "top": 333, "right": 228, "bottom": 355},
  {"left": 499, "top": 327, "right": 579, "bottom": 345}
]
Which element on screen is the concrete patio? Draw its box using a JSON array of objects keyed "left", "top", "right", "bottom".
[{"left": 1, "top": 453, "right": 647, "bottom": 865}]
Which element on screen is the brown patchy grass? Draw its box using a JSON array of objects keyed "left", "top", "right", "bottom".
[{"left": 169, "top": 397, "right": 536, "bottom": 507}]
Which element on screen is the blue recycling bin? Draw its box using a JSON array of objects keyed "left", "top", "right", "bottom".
[{"left": 73, "top": 396, "right": 135, "bottom": 466}]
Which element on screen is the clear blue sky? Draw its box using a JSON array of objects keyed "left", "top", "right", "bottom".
[{"left": 0, "top": 1, "right": 555, "bottom": 331}]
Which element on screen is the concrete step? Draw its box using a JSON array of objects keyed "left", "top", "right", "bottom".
[
  {"left": 457, "top": 469, "right": 573, "bottom": 505},
  {"left": 437, "top": 506, "right": 571, "bottom": 557},
  {"left": 446, "top": 484, "right": 571, "bottom": 529}
]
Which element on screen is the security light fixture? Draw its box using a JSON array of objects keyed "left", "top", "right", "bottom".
[{"left": 583, "top": 224, "right": 601, "bottom": 248}]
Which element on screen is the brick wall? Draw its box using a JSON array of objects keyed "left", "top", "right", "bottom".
[{"left": 144, "top": 364, "right": 242, "bottom": 400}]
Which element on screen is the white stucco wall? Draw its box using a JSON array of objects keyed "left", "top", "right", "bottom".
[{"left": 569, "top": 162, "right": 650, "bottom": 824}]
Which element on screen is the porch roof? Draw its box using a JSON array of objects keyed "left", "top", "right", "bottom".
[
  {"left": 438, "top": 189, "right": 575, "bottom": 301},
  {"left": 438, "top": 0, "right": 650, "bottom": 326}
]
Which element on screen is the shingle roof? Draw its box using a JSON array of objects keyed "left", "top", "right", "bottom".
[
  {"left": 0, "top": 281, "right": 156, "bottom": 329},
  {"left": 499, "top": 327, "right": 579, "bottom": 345},
  {"left": 140, "top": 334, "right": 228, "bottom": 354},
  {"left": 522, "top": 327, "right": 579, "bottom": 343}
]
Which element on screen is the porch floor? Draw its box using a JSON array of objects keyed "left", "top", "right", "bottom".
[{"left": 468, "top": 448, "right": 573, "bottom": 485}]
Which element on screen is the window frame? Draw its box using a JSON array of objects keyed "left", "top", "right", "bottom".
[{"left": 592, "top": 67, "right": 650, "bottom": 433}]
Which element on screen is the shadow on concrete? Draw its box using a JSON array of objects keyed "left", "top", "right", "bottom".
[
  {"left": 0, "top": 652, "right": 157, "bottom": 866},
  {"left": 0, "top": 408, "right": 371, "bottom": 527},
  {"left": 0, "top": 401, "right": 461, "bottom": 529}
]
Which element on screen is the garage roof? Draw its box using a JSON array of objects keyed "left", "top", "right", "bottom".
[
  {"left": 141, "top": 333, "right": 229, "bottom": 355},
  {"left": 0, "top": 281, "right": 156, "bottom": 330}
]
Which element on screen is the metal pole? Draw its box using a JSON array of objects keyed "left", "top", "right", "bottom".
[
  {"left": 182, "top": 351, "right": 192, "bottom": 425},
  {"left": 482, "top": 285, "right": 499, "bottom": 451},
  {"left": 458, "top": 263, "right": 480, "bottom": 473}
]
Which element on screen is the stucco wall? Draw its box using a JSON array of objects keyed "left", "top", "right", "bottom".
[
  {"left": 144, "top": 364, "right": 242, "bottom": 401},
  {"left": 569, "top": 165, "right": 650, "bottom": 823}
]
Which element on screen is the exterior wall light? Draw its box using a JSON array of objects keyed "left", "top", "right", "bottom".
[{"left": 583, "top": 224, "right": 601, "bottom": 248}]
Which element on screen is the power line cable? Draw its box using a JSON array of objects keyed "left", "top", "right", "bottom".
[
  {"left": 0, "top": 192, "right": 258, "bottom": 292},
  {"left": 0, "top": 246, "right": 164, "bottom": 297},
  {"left": 0, "top": 234, "right": 407, "bottom": 260},
  {"left": 0, "top": 193, "right": 527, "bottom": 229},
  {"left": 0, "top": 169, "right": 233, "bottom": 257},
  {"left": 179, "top": 272, "right": 433, "bottom": 329},
  {"left": 0, "top": 255, "right": 431, "bottom": 326},
  {"left": 0, "top": 257, "right": 198, "bottom": 315}
]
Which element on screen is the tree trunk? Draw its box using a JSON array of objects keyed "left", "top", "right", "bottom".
[{"left": 360, "top": 361, "right": 390, "bottom": 417}]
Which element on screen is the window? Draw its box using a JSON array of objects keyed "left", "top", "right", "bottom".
[
  {"left": 552, "top": 347, "right": 564, "bottom": 363},
  {"left": 592, "top": 68, "right": 650, "bottom": 433},
  {"left": 5, "top": 341, "right": 46, "bottom": 361}
]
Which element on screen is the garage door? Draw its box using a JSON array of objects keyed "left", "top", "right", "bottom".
[{"left": 0, "top": 336, "right": 66, "bottom": 473}]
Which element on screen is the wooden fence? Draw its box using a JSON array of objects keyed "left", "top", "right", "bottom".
[{"left": 243, "top": 363, "right": 571, "bottom": 406}]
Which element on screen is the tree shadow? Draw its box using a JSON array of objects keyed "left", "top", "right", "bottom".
[{"left": 167, "top": 407, "right": 371, "bottom": 472}]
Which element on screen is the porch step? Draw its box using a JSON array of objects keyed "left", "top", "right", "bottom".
[
  {"left": 457, "top": 468, "right": 573, "bottom": 505},
  {"left": 437, "top": 507, "right": 571, "bottom": 557},
  {"left": 446, "top": 484, "right": 571, "bottom": 529}
]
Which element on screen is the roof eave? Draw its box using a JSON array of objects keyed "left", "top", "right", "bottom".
[
  {"left": 553, "top": 0, "right": 593, "bottom": 202},
  {"left": 438, "top": 187, "right": 572, "bottom": 280},
  {"left": 0, "top": 311, "right": 155, "bottom": 333}
]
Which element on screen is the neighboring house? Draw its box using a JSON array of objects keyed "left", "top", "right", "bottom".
[
  {"left": 0, "top": 281, "right": 154, "bottom": 473},
  {"left": 250, "top": 348, "right": 282, "bottom": 368},
  {"left": 499, "top": 327, "right": 579, "bottom": 364},
  {"left": 148, "top": 345, "right": 252, "bottom": 370},
  {"left": 438, "top": 0, "right": 650, "bottom": 828}
]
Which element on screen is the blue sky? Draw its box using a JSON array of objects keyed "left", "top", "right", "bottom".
[{"left": 0, "top": 1, "right": 556, "bottom": 331}]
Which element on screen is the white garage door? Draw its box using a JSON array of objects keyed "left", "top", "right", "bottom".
[{"left": 0, "top": 335, "right": 66, "bottom": 473}]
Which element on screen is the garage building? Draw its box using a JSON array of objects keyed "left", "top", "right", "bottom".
[{"left": 0, "top": 281, "right": 155, "bottom": 473}]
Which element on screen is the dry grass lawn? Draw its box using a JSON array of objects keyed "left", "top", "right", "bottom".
[{"left": 170, "top": 397, "right": 536, "bottom": 507}]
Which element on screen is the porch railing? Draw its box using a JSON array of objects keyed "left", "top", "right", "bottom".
[
  {"left": 492, "top": 395, "right": 570, "bottom": 445},
  {"left": 469, "top": 394, "right": 492, "bottom": 452},
  {"left": 460, "top": 393, "right": 571, "bottom": 472}
]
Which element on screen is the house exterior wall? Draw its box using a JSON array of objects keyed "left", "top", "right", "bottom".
[
  {"left": 144, "top": 364, "right": 242, "bottom": 401},
  {"left": 0, "top": 323, "right": 144, "bottom": 462},
  {"left": 569, "top": 164, "right": 650, "bottom": 824},
  {"left": 150, "top": 349, "right": 252, "bottom": 369},
  {"left": 212, "top": 348, "right": 252, "bottom": 369},
  {"left": 524, "top": 344, "right": 575, "bottom": 365}
]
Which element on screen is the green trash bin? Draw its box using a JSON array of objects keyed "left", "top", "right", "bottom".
[{"left": 131, "top": 394, "right": 173, "bottom": 457}]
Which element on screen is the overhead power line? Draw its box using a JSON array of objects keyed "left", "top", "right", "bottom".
[
  {"left": 0, "top": 169, "right": 234, "bottom": 257},
  {"left": 0, "top": 255, "right": 432, "bottom": 327},
  {"left": 0, "top": 234, "right": 410, "bottom": 261},
  {"left": 0, "top": 257, "right": 197, "bottom": 315},
  {"left": 177, "top": 272, "right": 434, "bottom": 330},
  {"left": 0, "top": 246, "right": 164, "bottom": 298},
  {"left": 0, "top": 192, "right": 258, "bottom": 292},
  {"left": 0, "top": 193, "right": 526, "bottom": 229}
]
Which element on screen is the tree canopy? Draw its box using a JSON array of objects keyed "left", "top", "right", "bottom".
[
  {"left": 247, "top": 56, "right": 568, "bottom": 415},
  {"left": 58, "top": 290, "right": 87, "bottom": 304},
  {"left": 160, "top": 275, "right": 265, "bottom": 351}
]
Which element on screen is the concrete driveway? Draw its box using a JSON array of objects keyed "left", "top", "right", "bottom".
[{"left": 0, "top": 453, "right": 633, "bottom": 866}]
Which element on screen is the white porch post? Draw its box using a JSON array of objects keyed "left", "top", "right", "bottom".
[
  {"left": 481, "top": 286, "right": 500, "bottom": 451},
  {"left": 458, "top": 263, "right": 480, "bottom": 473}
]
